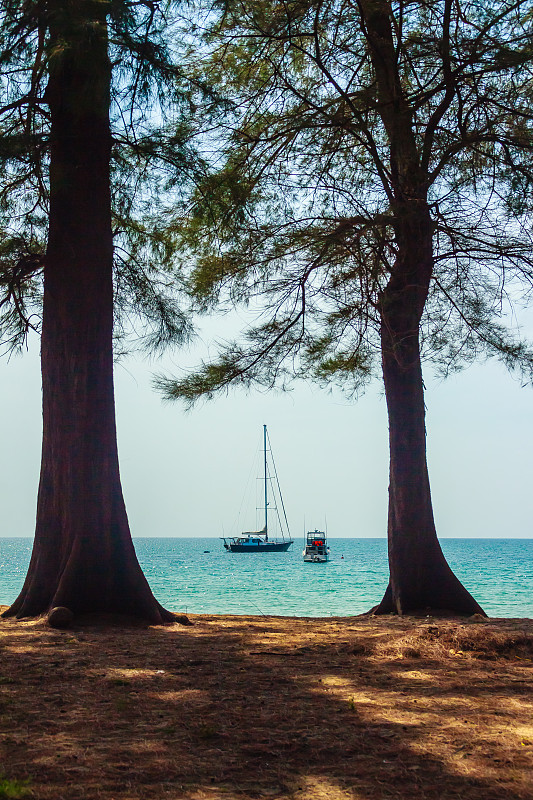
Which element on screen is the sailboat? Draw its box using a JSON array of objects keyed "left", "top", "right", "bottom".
[{"left": 222, "top": 425, "right": 294, "bottom": 553}]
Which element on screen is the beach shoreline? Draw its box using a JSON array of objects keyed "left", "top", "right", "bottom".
[{"left": 1, "top": 609, "right": 532, "bottom": 799}]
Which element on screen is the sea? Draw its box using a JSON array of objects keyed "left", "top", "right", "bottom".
[{"left": 1, "top": 537, "right": 532, "bottom": 618}]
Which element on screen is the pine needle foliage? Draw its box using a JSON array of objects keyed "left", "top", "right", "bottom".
[
  {"left": 0, "top": 0, "right": 202, "bottom": 354},
  {"left": 162, "top": 0, "right": 533, "bottom": 402}
]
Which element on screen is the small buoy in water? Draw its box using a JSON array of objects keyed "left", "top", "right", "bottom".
[{"left": 341, "top": 555, "right": 344, "bottom": 560}]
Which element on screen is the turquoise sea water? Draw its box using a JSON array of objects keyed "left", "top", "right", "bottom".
[{"left": 0, "top": 537, "right": 532, "bottom": 618}]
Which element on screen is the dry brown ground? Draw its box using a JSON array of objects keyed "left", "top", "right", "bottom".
[{"left": 0, "top": 609, "right": 532, "bottom": 800}]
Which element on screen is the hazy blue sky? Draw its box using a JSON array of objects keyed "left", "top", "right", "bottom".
[{"left": 0, "top": 326, "right": 531, "bottom": 539}]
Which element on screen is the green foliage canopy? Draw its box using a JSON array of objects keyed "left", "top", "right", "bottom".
[
  {"left": 163, "top": 0, "right": 533, "bottom": 402},
  {"left": 0, "top": 0, "right": 202, "bottom": 354}
]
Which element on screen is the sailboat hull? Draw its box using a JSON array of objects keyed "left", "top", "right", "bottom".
[{"left": 225, "top": 540, "right": 293, "bottom": 553}]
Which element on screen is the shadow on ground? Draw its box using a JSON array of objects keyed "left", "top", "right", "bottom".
[{"left": 0, "top": 612, "right": 532, "bottom": 799}]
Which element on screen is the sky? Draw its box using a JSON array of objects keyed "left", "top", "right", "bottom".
[{"left": 0, "top": 320, "right": 531, "bottom": 540}]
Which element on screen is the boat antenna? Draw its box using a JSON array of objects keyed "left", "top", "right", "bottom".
[
  {"left": 267, "top": 427, "right": 292, "bottom": 541},
  {"left": 263, "top": 424, "right": 268, "bottom": 541}
]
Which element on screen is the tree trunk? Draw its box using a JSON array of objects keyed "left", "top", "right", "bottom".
[
  {"left": 373, "top": 203, "right": 485, "bottom": 616},
  {"left": 356, "top": 0, "right": 485, "bottom": 616},
  {"left": 2, "top": 1, "right": 174, "bottom": 623}
]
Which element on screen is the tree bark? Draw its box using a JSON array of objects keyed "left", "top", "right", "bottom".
[
  {"left": 356, "top": 0, "right": 485, "bottom": 616},
  {"left": 373, "top": 203, "right": 485, "bottom": 616},
  {"left": 2, "top": 1, "right": 174, "bottom": 623}
]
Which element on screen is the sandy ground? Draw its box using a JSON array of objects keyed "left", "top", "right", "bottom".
[{"left": 0, "top": 609, "right": 532, "bottom": 800}]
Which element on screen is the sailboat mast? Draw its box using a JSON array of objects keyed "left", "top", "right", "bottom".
[{"left": 263, "top": 424, "right": 268, "bottom": 541}]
